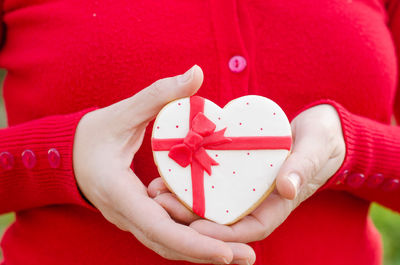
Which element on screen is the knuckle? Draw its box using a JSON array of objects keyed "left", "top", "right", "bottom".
[
  {"left": 148, "top": 79, "right": 165, "bottom": 99},
  {"left": 154, "top": 248, "right": 176, "bottom": 260},
  {"left": 141, "top": 238, "right": 174, "bottom": 260},
  {"left": 255, "top": 225, "right": 269, "bottom": 241},
  {"left": 258, "top": 230, "right": 269, "bottom": 241},
  {"left": 112, "top": 219, "right": 129, "bottom": 232},
  {"left": 134, "top": 228, "right": 179, "bottom": 261},
  {"left": 101, "top": 210, "right": 131, "bottom": 232},
  {"left": 142, "top": 227, "right": 158, "bottom": 243},
  {"left": 302, "top": 155, "right": 321, "bottom": 180}
]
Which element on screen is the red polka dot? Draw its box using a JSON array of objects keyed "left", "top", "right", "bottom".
[
  {"left": 168, "top": 169, "right": 172, "bottom": 172},
  {"left": 226, "top": 210, "right": 229, "bottom": 213},
  {"left": 239, "top": 122, "right": 242, "bottom": 125},
  {"left": 178, "top": 103, "right": 181, "bottom": 106},
  {"left": 260, "top": 128, "right": 263, "bottom": 130},
  {"left": 218, "top": 117, "right": 221, "bottom": 120},
  {"left": 215, "top": 154, "right": 218, "bottom": 157},
  {"left": 253, "top": 188, "right": 256, "bottom": 191},
  {"left": 156, "top": 126, "right": 160, "bottom": 129},
  {"left": 176, "top": 125, "right": 179, "bottom": 128},
  {"left": 185, "top": 189, "right": 187, "bottom": 192},
  {"left": 246, "top": 102, "right": 249, "bottom": 105},
  {"left": 247, "top": 152, "right": 250, "bottom": 155},
  {"left": 233, "top": 171, "right": 236, "bottom": 174},
  {"left": 270, "top": 164, "right": 273, "bottom": 167},
  {"left": 212, "top": 185, "right": 215, "bottom": 189},
  {"left": 273, "top": 112, "right": 276, "bottom": 116}
]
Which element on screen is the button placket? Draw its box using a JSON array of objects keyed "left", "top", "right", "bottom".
[
  {"left": 209, "top": 0, "right": 250, "bottom": 100},
  {"left": 228, "top": 55, "right": 247, "bottom": 73}
]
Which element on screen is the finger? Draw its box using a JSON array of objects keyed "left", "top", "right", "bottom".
[
  {"left": 228, "top": 242, "right": 256, "bottom": 265},
  {"left": 163, "top": 241, "right": 255, "bottom": 265},
  {"left": 113, "top": 65, "right": 204, "bottom": 126},
  {"left": 133, "top": 205, "right": 234, "bottom": 264},
  {"left": 155, "top": 239, "right": 255, "bottom": 264},
  {"left": 190, "top": 193, "right": 293, "bottom": 244},
  {"left": 276, "top": 115, "right": 334, "bottom": 200},
  {"left": 148, "top": 177, "right": 170, "bottom": 198},
  {"left": 190, "top": 216, "right": 265, "bottom": 243},
  {"left": 109, "top": 171, "right": 236, "bottom": 264},
  {"left": 127, "top": 221, "right": 232, "bottom": 264},
  {"left": 154, "top": 192, "right": 201, "bottom": 224}
]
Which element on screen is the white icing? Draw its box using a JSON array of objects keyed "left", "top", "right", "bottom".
[
  {"left": 155, "top": 151, "right": 193, "bottom": 207},
  {"left": 152, "top": 96, "right": 292, "bottom": 225},
  {"left": 153, "top": 98, "right": 190, "bottom": 139}
]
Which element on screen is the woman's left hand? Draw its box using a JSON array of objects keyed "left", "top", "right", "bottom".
[{"left": 148, "top": 104, "right": 346, "bottom": 244}]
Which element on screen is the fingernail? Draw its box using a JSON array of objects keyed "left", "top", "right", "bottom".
[
  {"left": 177, "top": 65, "right": 195, "bottom": 84},
  {"left": 155, "top": 190, "right": 161, "bottom": 197},
  {"left": 287, "top": 173, "right": 301, "bottom": 197}
]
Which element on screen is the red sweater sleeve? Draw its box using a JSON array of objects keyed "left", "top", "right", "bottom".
[
  {"left": 0, "top": 109, "right": 96, "bottom": 213},
  {"left": 310, "top": 0, "right": 400, "bottom": 212},
  {"left": 0, "top": 2, "right": 96, "bottom": 213},
  {"left": 319, "top": 100, "right": 400, "bottom": 212},
  {"left": 391, "top": 0, "right": 400, "bottom": 121}
]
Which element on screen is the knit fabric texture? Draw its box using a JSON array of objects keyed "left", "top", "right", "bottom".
[{"left": 0, "top": 0, "right": 399, "bottom": 264}]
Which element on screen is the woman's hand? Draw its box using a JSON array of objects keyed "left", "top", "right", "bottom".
[
  {"left": 148, "top": 104, "right": 346, "bottom": 243},
  {"left": 73, "top": 65, "right": 256, "bottom": 265}
]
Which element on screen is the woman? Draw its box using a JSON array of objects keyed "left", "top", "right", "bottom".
[{"left": 0, "top": 0, "right": 399, "bottom": 264}]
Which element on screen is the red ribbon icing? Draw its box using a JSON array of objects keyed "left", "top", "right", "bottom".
[{"left": 152, "top": 96, "right": 291, "bottom": 218}]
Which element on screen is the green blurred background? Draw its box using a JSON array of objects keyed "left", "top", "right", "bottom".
[{"left": 0, "top": 70, "right": 398, "bottom": 263}]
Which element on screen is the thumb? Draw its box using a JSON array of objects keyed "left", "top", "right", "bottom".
[
  {"left": 120, "top": 65, "right": 203, "bottom": 125},
  {"left": 275, "top": 118, "right": 332, "bottom": 200}
]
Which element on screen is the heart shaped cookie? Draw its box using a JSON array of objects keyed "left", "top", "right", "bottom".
[{"left": 152, "top": 95, "right": 292, "bottom": 225}]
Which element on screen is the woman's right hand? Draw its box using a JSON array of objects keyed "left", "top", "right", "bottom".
[{"left": 72, "top": 65, "right": 255, "bottom": 265}]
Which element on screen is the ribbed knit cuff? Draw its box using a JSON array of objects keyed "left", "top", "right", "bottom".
[
  {"left": 295, "top": 99, "right": 400, "bottom": 192},
  {"left": 0, "top": 108, "right": 98, "bottom": 213},
  {"left": 327, "top": 101, "right": 400, "bottom": 188}
]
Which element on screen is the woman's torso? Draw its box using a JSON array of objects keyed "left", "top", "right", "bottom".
[{"left": 0, "top": 0, "right": 396, "bottom": 264}]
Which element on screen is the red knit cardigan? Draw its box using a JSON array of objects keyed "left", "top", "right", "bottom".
[{"left": 0, "top": 0, "right": 399, "bottom": 264}]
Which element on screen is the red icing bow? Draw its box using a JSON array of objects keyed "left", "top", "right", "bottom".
[{"left": 168, "top": 112, "right": 231, "bottom": 175}]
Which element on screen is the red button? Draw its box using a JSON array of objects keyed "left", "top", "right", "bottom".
[
  {"left": 346, "top": 173, "right": 365, "bottom": 188},
  {"left": 366, "top": 173, "right": 384, "bottom": 188},
  {"left": 335, "top": 169, "right": 349, "bottom": 185},
  {"left": 382, "top": 178, "right": 400, "bottom": 192},
  {"left": 48, "top": 148, "right": 61, "bottom": 168},
  {"left": 228, "top": 55, "right": 247, "bottom": 73},
  {"left": 0, "top": 152, "right": 14, "bottom": 170},
  {"left": 22, "top": 149, "right": 36, "bottom": 169}
]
